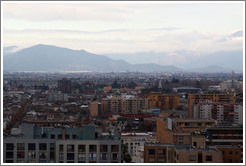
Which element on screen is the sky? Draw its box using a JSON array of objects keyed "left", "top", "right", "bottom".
[{"left": 2, "top": 1, "right": 244, "bottom": 58}]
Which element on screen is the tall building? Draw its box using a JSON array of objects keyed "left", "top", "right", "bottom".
[
  {"left": 102, "top": 96, "right": 145, "bottom": 115},
  {"left": 147, "top": 92, "right": 180, "bottom": 110},
  {"left": 193, "top": 103, "right": 243, "bottom": 125},
  {"left": 187, "top": 93, "right": 235, "bottom": 117},
  {"left": 58, "top": 78, "right": 71, "bottom": 93},
  {"left": 90, "top": 101, "right": 102, "bottom": 117}
]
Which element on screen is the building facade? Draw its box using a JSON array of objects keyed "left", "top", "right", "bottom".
[{"left": 188, "top": 93, "right": 235, "bottom": 117}]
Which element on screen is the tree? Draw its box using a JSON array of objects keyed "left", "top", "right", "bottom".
[
  {"left": 111, "top": 79, "right": 121, "bottom": 88},
  {"left": 123, "top": 153, "right": 132, "bottom": 163}
]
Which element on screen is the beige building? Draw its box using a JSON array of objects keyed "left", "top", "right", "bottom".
[
  {"left": 147, "top": 92, "right": 180, "bottom": 110},
  {"left": 188, "top": 93, "right": 235, "bottom": 117},
  {"left": 173, "top": 146, "right": 222, "bottom": 163},
  {"left": 157, "top": 117, "right": 216, "bottom": 144},
  {"left": 102, "top": 96, "right": 145, "bottom": 114},
  {"left": 89, "top": 102, "right": 102, "bottom": 117}
]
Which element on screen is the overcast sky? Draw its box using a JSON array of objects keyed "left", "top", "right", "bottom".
[{"left": 2, "top": 2, "right": 244, "bottom": 55}]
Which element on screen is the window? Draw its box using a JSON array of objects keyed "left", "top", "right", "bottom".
[
  {"left": 111, "top": 145, "right": 119, "bottom": 152},
  {"left": 6, "top": 152, "right": 14, "bottom": 158},
  {"left": 67, "top": 153, "right": 74, "bottom": 161},
  {"left": 51, "top": 134, "right": 55, "bottom": 139},
  {"left": 67, "top": 145, "right": 74, "bottom": 152},
  {"left": 39, "top": 152, "right": 47, "bottom": 159},
  {"left": 158, "top": 149, "right": 165, "bottom": 155},
  {"left": 89, "top": 153, "right": 97, "bottom": 161},
  {"left": 28, "top": 152, "right": 36, "bottom": 159},
  {"left": 100, "top": 145, "right": 108, "bottom": 152},
  {"left": 149, "top": 158, "right": 155, "bottom": 162},
  {"left": 78, "top": 145, "right": 85, "bottom": 152},
  {"left": 189, "top": 155, "right": 196, "bottom": 161},
  {"left": 66, "top": 134, "right": 69, "bottom": 139},
  {"left": 72, "top": 134, "right": 77, "bottom": 139},
  {"left": 50, "top": 152, "right": 55, "bottom": 160},
  {"left": 229, "top": 151, "right": 233, "bottom": 155},
  {"left": 100, "top": 153, "right": 108, "bottom": 160},
  {"left": 78, "top": 153, "right": 86, "bottom": 163},
  {"left": 17, "top": 143, "right": 25, "bottom": 151},
  {"left": 6, "top": 143, "right": 14, "bottom": 150},
  {"left": 178, "top": 136, "right": 184, "bottom": 140},
  {"left": 89, "top": 145, "right": 97, "bottom": 152},
  {"left": 185, "top": 122, "right": 189, "bottom": 126},
  {"left": 50, "top": 143, "right": 55, "bottom": 150},
  {"left": 111, "top": 153, "right": 118, "bottom": 160},
  {"left": 42, "top": 133, "right": 47, "bottom": 138},
  {"left": 193, "top": 142, "right": 197, "bottom": 147},
  {"left": 149, "top": 149, "right": 155, "bottom": 155},
  {"left": 39, "top": 143, "right": 46, "bottom": 150},
  {"left": 17, "top": 152, "right": 25, "bottom": 159},
  {"left": 58, "top": 134, "right": 62, "bottom": 139},
  {"left": 28, "top": 143, "right": 36, "bottom": 150},
  {"left": 59, "top": 145, "right": 63, "bottom": 152},
  {"left": 158, "top": 158, "right": 166, "bottom": 162},
  {"left": 206, "top": 155, "right": 212, "bottom": 161}
]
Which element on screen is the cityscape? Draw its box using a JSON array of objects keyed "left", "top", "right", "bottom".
[{"left": 1, "top": 1, "right": 244, "bottom": 165}]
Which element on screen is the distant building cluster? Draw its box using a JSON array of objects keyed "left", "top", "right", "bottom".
[{"left": 3, "top": 71, "right": 243, "bottom": 163}]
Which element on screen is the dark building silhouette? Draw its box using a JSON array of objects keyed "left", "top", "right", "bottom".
[{"left": 58, "top": 78, "right": 71, "bottom": 93}]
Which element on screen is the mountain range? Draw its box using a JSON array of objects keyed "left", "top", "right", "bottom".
[{"left": 3, "top": 44, "right": 243, "bottom": 73}]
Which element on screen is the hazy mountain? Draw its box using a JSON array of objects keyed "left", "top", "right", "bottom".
[
  {"left": 3, "top": 44, "right": 182, "bottom": 72},
  {"left": 106, "top": 50, "right": 243, "bottom": 72},
  {"left": 186, "top": 65, "right": 232, "bottom": 73}
]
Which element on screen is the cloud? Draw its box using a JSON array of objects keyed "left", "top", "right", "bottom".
[
  {"left": 147, "top": 27, "right": 183, "bottom": 31},
  {"left": 2, "top": 3, "right": 133, "bottom": 22},
  {"left": 3, "top": 28, "right": 243, "bottom": 54}
]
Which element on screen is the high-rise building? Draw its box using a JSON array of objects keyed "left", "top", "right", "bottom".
[
  {"left": 90, "top": 101, "right": 102, "bottom": 117},
  {"left": 188, "top": 93, "right": 235, "bottom": 117},
  {"left": 58, "top": 78, "right": 71, "bottom": 93},
  {"left": 147, "top": 92, "right": 180, "bottom": 110},
  {"left": 193, "top": 103, "right": 243, "bottom": 125},
  {"left": 102, "top": 96, "right": 145, "bottom": 115}
]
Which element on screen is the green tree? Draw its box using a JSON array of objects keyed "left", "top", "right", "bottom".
[{"left": 123, "top": 153, "right": 132, "bottom": 163}]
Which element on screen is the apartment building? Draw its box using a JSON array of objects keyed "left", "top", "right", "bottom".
[
  {"left": 3, "top": 123, "right": 121, "bottom": 163},
  {"left": 147, "top": 92, "right": 180, "bottom": 110},
  {"left": 90, "top": 101, "right": 102, "bottom": 117},
  {"left": 193, "top": 103, "right": 243, "bottom": 125},
  {"left": 206, "top": 127, "right": 243, "bottom": 163},
  {"left": 188, "top": 93, "right": 235, "bottom": 117},
  {"left": 102, "top": 96, "right": 145, "bottom": 114},
  {"left": 56, "top": 140, "right": 121, "bottom": 163},
  {"left": 157, "top": 117, "right": 216, "bottom": 144},
  {"left": 173, "top": 146, "right": 222, "bottom": 163},
  {"left": 144, "top": 142, "right": 222, "bottom": 163}
]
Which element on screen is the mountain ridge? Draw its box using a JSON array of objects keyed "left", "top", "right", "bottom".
[
  {"left": 3, "top": 44, "right": 182, "bottom": 72},
  {"left": 3, "top": 44, "right": 241, "bottom": 73}
]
